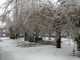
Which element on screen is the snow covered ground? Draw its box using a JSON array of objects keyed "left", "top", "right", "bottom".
[{"left": 0, "top": 37, "right": 80, "bottom": 60}]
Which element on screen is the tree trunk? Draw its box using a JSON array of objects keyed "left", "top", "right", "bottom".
[
  {"left": 35, "top": 33, "right": 39, "bottom": 43},
  {"left": 15, "top": 33, "right": 19, "bottom": 39},
  {"left": 48, "top": 32, "right": 51, "bottom": 40},
  {"left": 56, "top": 31, "right": 61, "bottom": 48},
  {"left": 75, "top": 34, "right": 80, "bottom": 56},
  {"left": 77, "top": 42, "right": 80, "bottom": 51},
  {"left": 75, "top": 34, "right": 80, "bottom": 51},
  {"left": 24, "top": 32, "right": 27, "bottom": 41}
]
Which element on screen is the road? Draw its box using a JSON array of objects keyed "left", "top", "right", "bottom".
[
  {"left": 0, "top": 49, "right": 15, "bottom": 60},
  {"left": 0, "top": 37, "right": 15, "bottom": 60}
]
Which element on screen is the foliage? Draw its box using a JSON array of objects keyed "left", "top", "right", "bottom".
[
  {"left": 27, "top": 35, "right": 34, "bottom": 42},
  {"left": 9, "top": 32, "right": 15, "bottom": 39}
]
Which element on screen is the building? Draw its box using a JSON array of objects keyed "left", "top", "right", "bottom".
[{"left": 0, "top": 27, "right": 7, "bottom": 37}]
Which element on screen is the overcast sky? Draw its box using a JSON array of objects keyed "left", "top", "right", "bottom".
[
  {"left": 0, "top": 0, "right": 5, "bottom": 6},
  {"left": 0, "top": 0, "right": 5, "bottom": 15}
]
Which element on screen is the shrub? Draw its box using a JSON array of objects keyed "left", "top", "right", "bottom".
[
  {"left": 9, "top": 32, "right": 15, "bottom": 39},
  {"left": 27, "top": 36, "right": 34, "bottom": 42}
]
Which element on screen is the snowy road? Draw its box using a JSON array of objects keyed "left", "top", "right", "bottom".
[
  {"left": 0, "top": 49, "right": 15, "bottom": 60},
  {"left": 0, "top": 37, "right": 15, "bottom": 60}
]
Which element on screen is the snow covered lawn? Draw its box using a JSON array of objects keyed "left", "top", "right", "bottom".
[{"left": 0, "top": 37, "right": 80, "bottom": 60}]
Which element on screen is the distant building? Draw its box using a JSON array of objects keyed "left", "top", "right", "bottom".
[{"left": 0, "top": 27, "right": 7, "bottom": 37}]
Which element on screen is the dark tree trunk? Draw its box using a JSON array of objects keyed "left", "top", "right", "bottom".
[
  {"left": 24, "top": 32, "right": 27, "bottom": 41},
  {"left": 77, "top": 42, "right": 80, "bottom": 51},
  {"left": 48, "top": 32, "right": 51, "bottom": 40},
  {"left": 56, "top": 31, "right": 61, "bottom": 48},
  {"left": 35, "top": 33, "right": 39, "bottom": 42},
  {"left": 15, "top": 33, "right": 19, "bottom": 39},
  {"left": 75, "top": 34, "right": 80, "bottom": 56},
  {"left": 75, "top": 34, "right": 80, "bottom": 51}
]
